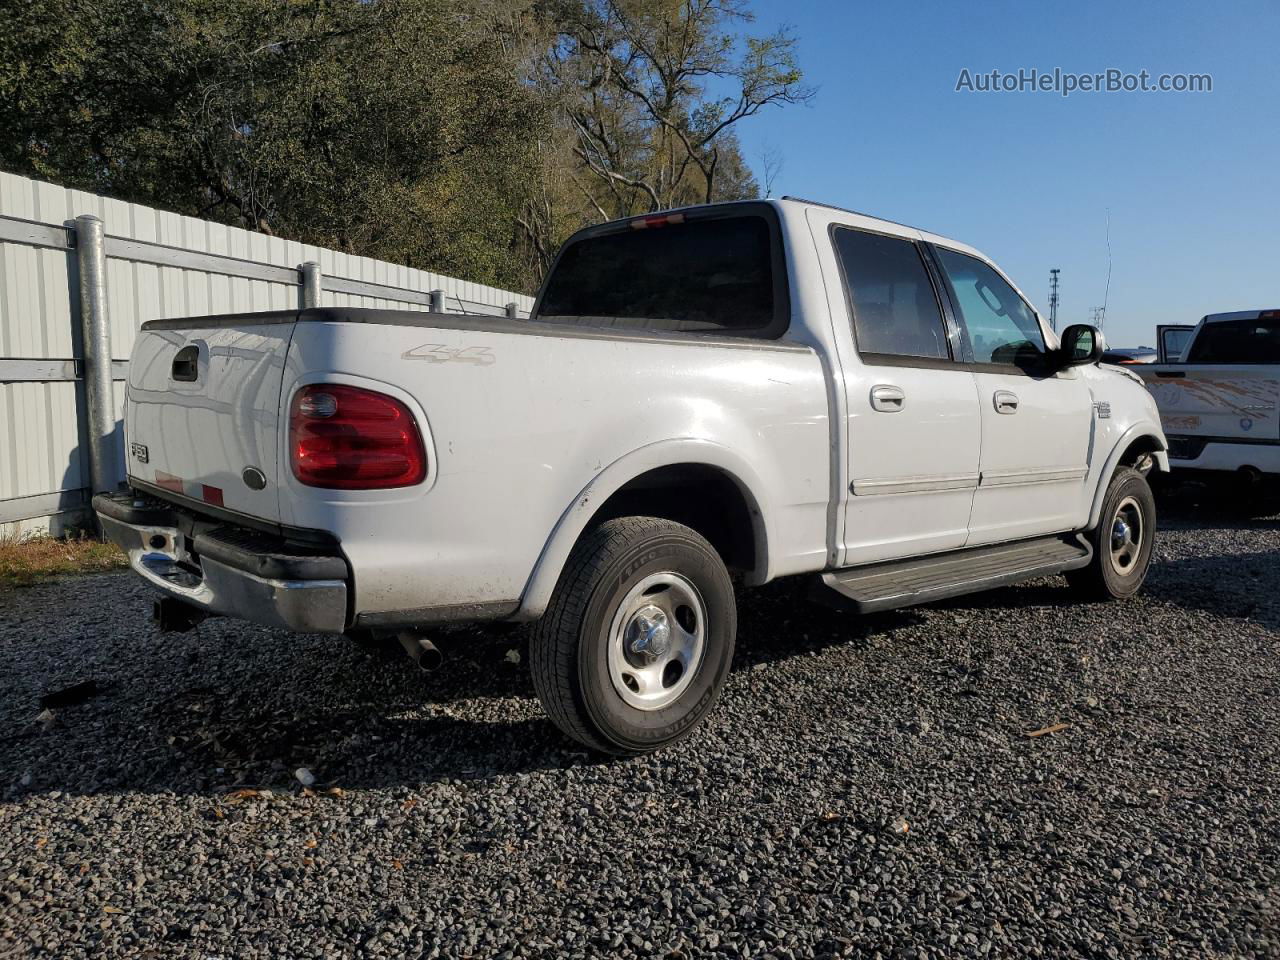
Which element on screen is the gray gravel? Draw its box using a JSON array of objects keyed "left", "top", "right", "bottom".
[{"left": 2, "top": 491, "right": 1278, "bottom": 959}]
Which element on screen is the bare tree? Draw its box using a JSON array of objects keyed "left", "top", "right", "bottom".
[
  {"left": 757, "top": 139, "right": 783, "bottom": 197},
  {"left": 543, "top": 0, "right": 812, "bottom": 216}
]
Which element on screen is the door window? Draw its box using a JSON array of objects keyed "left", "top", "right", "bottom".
[
  {"left": 832, "top": 228, "right": 951, "bottom": 361},
  {"left": 934, "top": 248, "right": 1046, "bottom": 367},
  {"left": 1159, "top": 326, "right": 1195, "bottom": 363}
]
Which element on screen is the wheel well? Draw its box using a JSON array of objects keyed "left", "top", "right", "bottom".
[
  {"left": 1118, "top": 434, "right": 1164, "bottom": 470},
  {"left": 586, "top": 464, "right": 759, "bottom": 575}
]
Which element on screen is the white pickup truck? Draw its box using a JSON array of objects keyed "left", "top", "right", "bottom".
[
  {"left": 95, "top": 198, "right": 1168, "bottom": 754},
  {"left": 1137, "top": 309, "right": 1280, "bottom": 491}
]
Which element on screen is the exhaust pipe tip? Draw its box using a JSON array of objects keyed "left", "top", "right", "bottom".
[{"left": 397, "top": 632, "right": 444, "bottom": 672}]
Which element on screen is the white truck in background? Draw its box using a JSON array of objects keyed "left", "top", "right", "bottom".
[
  {"left": 95, "top": 198, "right": 1168, "bottom": 755},
  {"left": 1137, "top": 309, "right": 1280, "bottom": 495}
]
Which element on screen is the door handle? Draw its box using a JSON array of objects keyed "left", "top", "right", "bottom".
[
  {"left": 993, "top": 390, "right": 1019, "bottom": 414},
  {"left": 870, "top": 384, "right": 906, "bottom": 412}
]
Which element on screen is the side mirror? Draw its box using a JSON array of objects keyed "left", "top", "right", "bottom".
[{"left": 1059, "top": 324, "right": 1103, "bottom": 367}]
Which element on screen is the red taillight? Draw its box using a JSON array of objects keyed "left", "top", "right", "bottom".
[{"left": 289, "top": 384, "right": 427, "bottom": 489}]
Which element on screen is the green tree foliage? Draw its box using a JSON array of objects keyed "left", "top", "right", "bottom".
[
  {"left": 1, "top": 0, "right": 809, "bottom": 292},
  {"left": 1, "top": 0, "right": 544, "bottom": 287}
]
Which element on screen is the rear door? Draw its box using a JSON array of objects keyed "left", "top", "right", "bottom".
[
  {"left": 929, "top": 245, "right": 1094, "bottom": 544},
  {"left": 818, "top": 218, "right": 981, "bottom": 565},
  {"left": 125, "top": 312, "right": 295, "bottom": 521}
]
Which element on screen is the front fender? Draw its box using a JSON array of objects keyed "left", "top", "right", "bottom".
[
  {"left": 513, "top": 438, "right": 774, "bottom": 621},
  {"left": 1087, "top": 420, "right": 1168, "bottom": 530}
]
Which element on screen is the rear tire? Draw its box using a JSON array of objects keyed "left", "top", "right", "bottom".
[
  {"left": 1067, "top": 466, "right": 1156, "bottom": 601},
  {"left": 530, "top": 517, "right": 736, "bottom": 755}
]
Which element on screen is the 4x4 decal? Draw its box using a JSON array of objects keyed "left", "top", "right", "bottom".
[{"left": 402, "top": 344, "right": 496, "bottom": 366}]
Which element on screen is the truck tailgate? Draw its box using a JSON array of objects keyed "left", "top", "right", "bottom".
[
  {"left": 1143, "top": 366, "right": 1280, "bottom": 442},
  {"left": 125, "top": 313, "right": 295, "bottom": 522}
]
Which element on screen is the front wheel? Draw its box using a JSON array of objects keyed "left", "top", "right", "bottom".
[
  {"left": 530, "top": 517, "right": 736, "bottom": 755},
  {"left": 1067, "top": 466, "right": 1156, "bottom": 600}
]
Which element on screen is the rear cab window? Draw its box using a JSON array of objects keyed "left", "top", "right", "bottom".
[
  {"left": 534, "top": 204, "right": 789, "bottom": 338},
  {"left": 1187, "top": 319, "right": 1280, "bottom": 363}
]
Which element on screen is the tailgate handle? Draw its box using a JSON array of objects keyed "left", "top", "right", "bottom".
[{"left": 171, "top": 345, "right": 199, "bottom": 382}]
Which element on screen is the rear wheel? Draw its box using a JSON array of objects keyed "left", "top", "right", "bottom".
[
  {"left": 1067, "top": 466, "right": 1156, "bottom": 600},
  {"left": 530, "top": 517, "right": 736, "bottom": 755}
]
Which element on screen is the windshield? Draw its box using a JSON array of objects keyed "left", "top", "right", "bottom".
[{"left": 536, "top": 212, "right": 785, "bottom": 337}]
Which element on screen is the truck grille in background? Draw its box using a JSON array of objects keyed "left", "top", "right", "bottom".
[{"left": 1165, "top": 435, "right": 1208, "bottom": 461}]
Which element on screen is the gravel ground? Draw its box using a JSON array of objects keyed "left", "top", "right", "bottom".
[{"left": 1, "top": 490, "right": 1277, "bottom": 959}]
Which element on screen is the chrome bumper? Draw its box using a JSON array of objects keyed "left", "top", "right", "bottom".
[{"left": 95, "top": 495, "right": 348, "bottom": 635}]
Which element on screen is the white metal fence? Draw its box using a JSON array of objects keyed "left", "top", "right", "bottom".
[{"left": 0, "top": 170, "right": 534, "bottom": 535}]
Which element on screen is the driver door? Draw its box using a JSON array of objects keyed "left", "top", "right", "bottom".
[{"left": 929, "top": 245, "right": 1094, "bottom": 544}]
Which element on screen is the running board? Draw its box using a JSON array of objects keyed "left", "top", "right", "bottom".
[{"left": 818, "top": 534, "right": 1092, "bottom": 614}]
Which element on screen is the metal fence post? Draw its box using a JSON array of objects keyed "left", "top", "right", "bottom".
[
  {"left": 429, "top": 289, "right": 446, "bottom": 313},
  {"left": 301, "top": 261, "right": 321, "bottom": 309},
  {"left": 75, "top": 214, "right": 116, "bottom": 503}
]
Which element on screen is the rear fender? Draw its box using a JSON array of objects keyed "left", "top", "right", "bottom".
[{"left": 514, "top": 439, "right": 773, "bottom": 621}]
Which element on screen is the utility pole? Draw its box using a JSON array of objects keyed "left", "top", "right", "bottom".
[{"left": 1047, "top": 268, "right": 1060, "bottom": 332}]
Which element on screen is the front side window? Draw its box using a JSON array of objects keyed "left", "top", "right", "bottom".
[
  {"left": 1160, "top": 326, "right": 1195, "bottom": 362},
  {"left": 934, "top": 247, "right": 1046, "bottom": 367},
  {"left": 832, "top": 227, "right": 950, "bottom": 361}
]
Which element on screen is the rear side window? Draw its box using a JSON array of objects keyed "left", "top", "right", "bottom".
[
  {"left": 1186, "top": 320, "right": 1280, "bottom": 363},
  {"left": 934, "top": 247, "right": 1046, "bottom": 367},
  {"left": 832, "top": 227, "right": 950, "bottom": 360},
  {"left": 535, "top": 214, "right": 784, "bottom": 336}
]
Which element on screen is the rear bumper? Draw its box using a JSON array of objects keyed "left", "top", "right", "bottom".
[{"left": 93, "top": 492, "right": 349, "bottom": 634}]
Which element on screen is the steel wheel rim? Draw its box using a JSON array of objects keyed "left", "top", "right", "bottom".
[
  {"left": 607, "top": 571, "right": 707, "bottom": 711},
  {"left": 1109, "top": 495, "right": 1144, "bottom": 577}
]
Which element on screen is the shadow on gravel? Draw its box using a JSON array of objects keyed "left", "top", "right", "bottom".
[
  {"left": 10, "top": 485, "right": 1277, "bottom": 801},
  {"left": 726, "top": 577, "right": 924, "bottom": 669},
  {"left": 929, "top": 579, "right": 1082, "bottom": 612},
  {"left": 0, "top": 611, "right": 594, "bottom": 799},
  {"left": 1145, "top": 550, "right": 1280, "bottom": 629},
  {"left": 1155, "top": 480, "right": 1280, "bottom": 531},
  {"left": 3, "top": 579, "right": 932, "bottom": 800}
]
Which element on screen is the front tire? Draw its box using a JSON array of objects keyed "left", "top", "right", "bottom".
[
  {"left": 530, "top": 517, "right": 736, "bottom": 755},
  {"left": 1067, "top": 466, "right": 1156, "bottom": 600}
]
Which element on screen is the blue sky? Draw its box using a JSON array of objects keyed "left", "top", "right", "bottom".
[{"left": 734, "top": 0, "right": 1279, "bottom": 347}]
